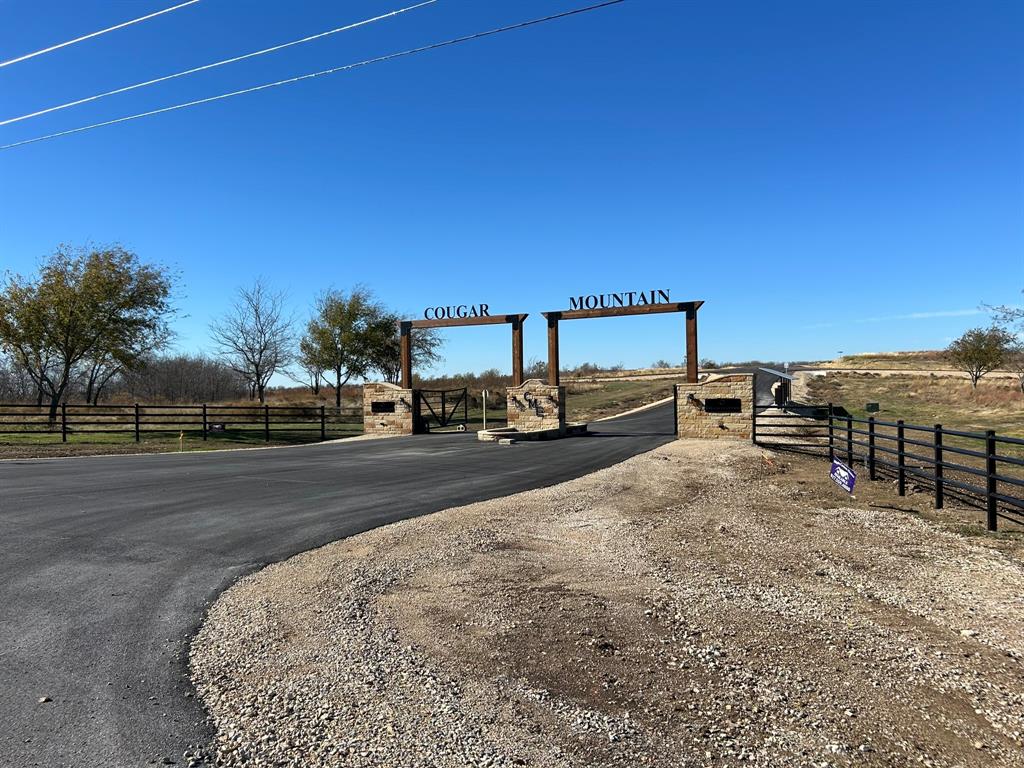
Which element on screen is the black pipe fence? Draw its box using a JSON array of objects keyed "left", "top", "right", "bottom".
[
  {"left": 0, "top": 402, "right": 362, "bottom": 443},
  {"left": 753, "top": 404, "right": 1024, "bottom": 531}
]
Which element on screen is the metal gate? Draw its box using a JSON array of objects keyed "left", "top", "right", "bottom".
[{"left": 415, "top": 388, "right": 469, "bottom": 432}]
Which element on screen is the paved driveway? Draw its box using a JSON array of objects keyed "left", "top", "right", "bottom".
[{"left": 0, "top": 404, "right": 675, "bottom": 767}]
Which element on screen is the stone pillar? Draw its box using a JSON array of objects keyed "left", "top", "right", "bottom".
[
  {"left": 506, "top": 379, "right": 566, "bottom": 434},
  {"left": 674, "top": 374, "right": 754, "bottom": 440},
  {"left": 363, "top": 382, "right": 415, "bottom": 436}
]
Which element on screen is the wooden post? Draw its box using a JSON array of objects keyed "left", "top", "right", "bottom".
[
  {"left": 897, "top": 420, "right": 906, "bottom": 496},
  {"left": 673, "top": 384, "right": 679, "bottom": 437},
  {"left": 546, "top": 314, "right": 560, "bottom": 386},
  {"left": 264, "top": 404, "right": 270, "bottom": 442},
  {"left": 827, "top": 404, "right": 834, "bottom": 461},
  {"left": 511, "top": 316, "right": 524, "bottom": 387},
  {"left": 400, "top": 321, "right": 413, "bottom": 390},
  {"left": 846, "top": 416, "right": 854, "bottom": 465},
  {"left": 934, "top": 424, "right": 943, "bottom": 509},
  {"left": 986, "top": 430, "right": 998, "bottom": 531},
  {"left": 202, "top": 404, "right": 208, "bottom": 441},
  {"left": 320, "top": 405, "right": 326, "bottom": 441},
  {"left": 134, "top": 403, "right": 140, "bottom": 443},
  {"left": 685, "top": 305, "right": 698, "bottom": 384},
  {"left": 868, "top": 417, "right": 876, "bottom": 480},
  {"left": 61, "top": 402, "right": 67, "bottom": 443}
]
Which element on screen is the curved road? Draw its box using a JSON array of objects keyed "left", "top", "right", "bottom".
[{"left": 0, "top": 404, "right": 675, "bottom": 768}]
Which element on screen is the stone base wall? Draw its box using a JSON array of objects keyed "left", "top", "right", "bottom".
[
  {"left": 675, "top": 374, "right": 754, "bottom": 440},
  {"left": 507, "top": 379, "right": 566, "bottom": 433},
  {"left": 363, "top": 382, "right": 415, "bottom": 436}
]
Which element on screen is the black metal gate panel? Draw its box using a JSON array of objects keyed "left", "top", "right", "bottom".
[{"left": 415, "top": 388, "right": 469, "bottom": 432}]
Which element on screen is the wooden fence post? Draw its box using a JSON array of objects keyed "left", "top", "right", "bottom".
[
  {"left": 986, "top": 430, "right": 998, "bottom": 532},
  {"left": 264, "top": 404, "right": 270, "bottom": 442},
  {"left": 134, "top": 403, "right": 141, "bottom": 443},
  {"left": 61, "top": 402, "right": 67, "bottom": 443},
  {"left": 320, "top": 405, "right": 326, "bottom": 441},
  {"left": 934, "top": 424, "right": 943, "bottom": 509},
  {"left": 868, "top": 416, "right": 876, "bottom": 480},
  {"left": 846, "top": 415, "right": 854, "bottom": 466},
  {"left": 827, "top": 403, "right": 834, "bottom": 461},
  {"left": 202, "top": 404, "right": 208, "bottom": 441},
  {"left": 896, "top": 420, "right": 906, "bottom": 496}
]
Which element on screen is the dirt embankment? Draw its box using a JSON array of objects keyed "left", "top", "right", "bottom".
[{"left": 191, "top": 440, "right": 1024, "bottom": 768}]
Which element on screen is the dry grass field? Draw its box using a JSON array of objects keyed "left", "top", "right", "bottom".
[
  {"left": 807, "top": 372, "right": 1024, "bottom": 437},
  {"left": 822, "top": 351, "right": 952, "bottom": 370}
]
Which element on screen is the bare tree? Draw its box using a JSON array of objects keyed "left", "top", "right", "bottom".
[
  {"left": 0, "top": 353, "right": 37, "bottom": 401},
  {"left": 946, "top": 326, "right": 1014, "bottom": 388},
  {"left": 290, "top": 348, "right": 325, "bottom": 396},
  {"left": 121, "top": 354, "right": 249, "bottom": 403},
  {"left": 209, "top": 280, "right": 294, "bottom": 403},
  {"left": 1004, "top": 342, "right": 1024, "bottom": 395}
]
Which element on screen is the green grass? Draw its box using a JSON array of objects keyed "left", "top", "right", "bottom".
[{"left": 0, "top": 423, "right": 363, "bottom": 458}]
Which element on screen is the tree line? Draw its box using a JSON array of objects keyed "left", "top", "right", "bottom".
[{"left": 0, "top": 245, "right": 442, "bottom": 414}]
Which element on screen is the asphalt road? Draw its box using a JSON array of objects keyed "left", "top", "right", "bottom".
[{"left": 0, "top": 404, "right": 676, "bottom": 768}]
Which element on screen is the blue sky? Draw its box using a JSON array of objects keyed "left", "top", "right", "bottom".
[{"left": 1, "top": 0, "right": 1021, "bottom": 378}]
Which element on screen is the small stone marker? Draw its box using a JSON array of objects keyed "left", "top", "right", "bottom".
[{"left": 829, "top": 459, "right": 856, "bottom": 494}]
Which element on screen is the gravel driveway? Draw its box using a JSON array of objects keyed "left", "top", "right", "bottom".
[{"left": 191, "top": 439, "right": 1024, "bottom": 767}]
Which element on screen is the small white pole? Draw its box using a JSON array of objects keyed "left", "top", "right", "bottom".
[{"left": 482, "top": 389, "right": 488, "bottom": 430}]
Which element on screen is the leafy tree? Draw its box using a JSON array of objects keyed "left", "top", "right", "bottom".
[
  {"left": 0, "top": 245, "right": 175, "bottom": 420},
  {"left": 946, "top": 326, "right": 1014, "bottom": 388},
  {"left": 210, "top": 279, "right": 294, "bottom": 403},
  {"left": 299, "top": 288, "right": 383, "bottom": 407},
  {"left": 366, "top": 312, "right": 443, "bottom": 385}
]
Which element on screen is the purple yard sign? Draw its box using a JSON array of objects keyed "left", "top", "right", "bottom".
[{"left": 829, "top": 459, "right": 857, "bottom": 494}]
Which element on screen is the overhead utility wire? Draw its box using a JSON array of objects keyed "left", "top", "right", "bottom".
[
  {"left": 0, "top": 0, "right": 624, "bottom": 151},
  {"left": 0, "top": 0, "right": 202, "bottom": 69},
  {"left": 0, "top": 0, "right": 438, "bottom": 127}
]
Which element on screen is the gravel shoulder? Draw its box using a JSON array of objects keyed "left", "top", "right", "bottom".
[{"left": 190, "top": 439, "right": 1024, "bottom": 767}]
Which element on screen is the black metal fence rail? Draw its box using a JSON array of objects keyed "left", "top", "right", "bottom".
[
  {"left": 753, "top": 404, "right": 1024, "bottom": 531},
  {"left": 0, "top": 402, "right": 362, "bottom": 443}
]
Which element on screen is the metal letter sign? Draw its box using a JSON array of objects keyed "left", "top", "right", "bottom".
[{"left": 829, "top": 459, "right": 857, "bottom": 494}]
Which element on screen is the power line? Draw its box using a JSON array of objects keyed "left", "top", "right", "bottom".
[
  {"left": 0, "top": 0, "right": 202, "bottom": 69},
  {"left": 0, "top": 0, "right": 437, "bottom": 128},
  {"left": 0, "top": 0, "right": 625, "bottom": 151}
]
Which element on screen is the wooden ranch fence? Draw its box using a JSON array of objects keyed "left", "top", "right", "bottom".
[
  {"left": 753, "top": 404, "right": 1024, "bottom": 532},
  {"left": 0, "top": 402, "right": 362, "bottom": 443}
]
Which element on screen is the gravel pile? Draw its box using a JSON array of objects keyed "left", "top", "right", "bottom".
[{"left": 190, "top": 439, "right": 1024, "bottom": 767}]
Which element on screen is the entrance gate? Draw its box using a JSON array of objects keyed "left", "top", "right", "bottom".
[
  {"left": 415, "top": 388, "right": 469, "bottom": 432},
  {"left": 542, "top": 299, "right": 704, "bottom": 386}
]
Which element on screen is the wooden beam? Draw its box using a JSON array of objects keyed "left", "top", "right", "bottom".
[
  {"left": 400, "top": 321, "right": 412, "bottom": 389},
  {"left": 511, "top": 316, "right": 524, "bottom": 387},
  {"left": 541, "top": 301, "right": 702, "bottom": 322},
  {"left": 546, "top": 314, "right": 560, "bottom": 386},
  {"left": 408, "top": 314, "right": 528, "bottom": 329},
  {"left": 685, "top": 307, "right": 698, "bottom": 384}
]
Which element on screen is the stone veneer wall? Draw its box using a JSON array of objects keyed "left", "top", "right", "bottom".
[
  {"left": 363, "top": 382, "right": 415, "bottom": 436},
  {"left": 675, "top": 374, "right": 754, "bottom": 440},
  {"left": 507, "top": 379, "right": 566, "bottom": 434}
]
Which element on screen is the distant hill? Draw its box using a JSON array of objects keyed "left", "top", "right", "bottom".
[{"left": 823, "top": 351, "right": 949, "bottom": 370}]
